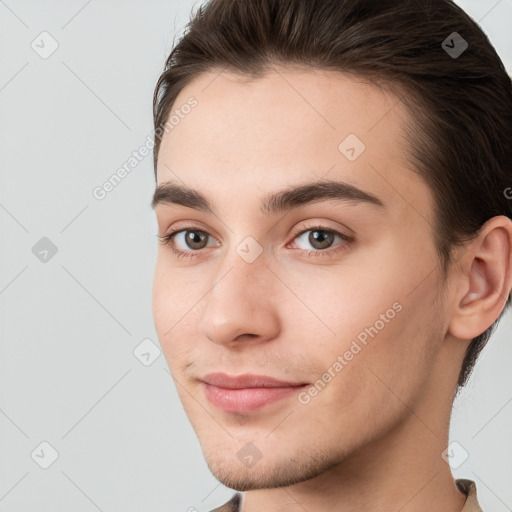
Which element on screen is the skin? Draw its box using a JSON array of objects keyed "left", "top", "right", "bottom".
[{"left": 152, "top": 66, "right": 512, "bottom": 512}]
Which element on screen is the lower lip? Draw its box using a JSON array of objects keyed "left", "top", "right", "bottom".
[{"left": 203, "top": 383, "right": 307, "bottom": 414}]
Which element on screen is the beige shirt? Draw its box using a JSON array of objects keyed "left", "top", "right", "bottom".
[{"left": 209, "top": 478, "right": 483, "bottom": 512}]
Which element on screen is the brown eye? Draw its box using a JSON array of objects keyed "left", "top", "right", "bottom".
[
  {"left": 182, "top": 230, "right": 209, "bottom": 250},
  {"left": 294, "top": 228, "right": 343, "bottom": 251},
  {"left": 290, "top": 225, "right": 353, "bottom": 258},
  {"left": 159, "top": 227, "right": 219, "bottom": 259},
  {"left": 308, "top": 229, "right": 336, "bottom": 250}
]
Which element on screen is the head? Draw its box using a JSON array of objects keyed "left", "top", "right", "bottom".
[{"left": 151, "top": 0, "right": 512, "bottom": 491}]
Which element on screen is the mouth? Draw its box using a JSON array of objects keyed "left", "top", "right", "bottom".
[{"left": 200, "top": 372, "right": 309, "bottom": 414}]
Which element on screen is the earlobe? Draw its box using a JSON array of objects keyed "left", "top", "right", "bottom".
[{"left": 448, "top": 216, "right": 512, "bottom": 341}]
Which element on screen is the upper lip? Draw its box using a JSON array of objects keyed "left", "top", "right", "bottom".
[{"left": 201, "top": 372, "right": 308, "bottom": 389}]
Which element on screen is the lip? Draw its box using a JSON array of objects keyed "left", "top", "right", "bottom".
[
  {"left": 201, "top": 373, "right": 308, "bottom": 414},
  {"left": 202, "top": 372, "right": 306, "bottom": 389}
]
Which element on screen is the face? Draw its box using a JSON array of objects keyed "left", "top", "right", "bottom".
[{"left": 152, "top": 67, "right": 449, "bottom": 490}]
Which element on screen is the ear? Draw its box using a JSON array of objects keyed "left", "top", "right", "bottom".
[{"left": 448, "top": 215, "right": 512, "bottom": 341}]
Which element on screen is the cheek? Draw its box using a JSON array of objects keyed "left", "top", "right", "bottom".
[
  {"left": 295, "top": 308, "right": 432, "bottom": 442},
  {"left": 152, "top": 256, "right": 199, "bottom": 328},
  {"left": 278, "top": 261, "right": 401, "bottom": 348},
  {"left": 152, "top": 261, "right": 195, "bottom": 367},
  {"left": 152, "top": 265, "right": 170, "bottom": 341},
  {"left": 287, "top": 254, "right": 439, "bottom": 406},
  {"left": 296, "top": 239, "right": 432, "bottom": 350}
]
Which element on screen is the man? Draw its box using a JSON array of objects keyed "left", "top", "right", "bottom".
[{"left": 150, "top": 0, "right": 512, "bottom": 510}]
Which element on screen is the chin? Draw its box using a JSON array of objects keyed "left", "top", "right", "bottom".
[{"left": 203, "top": 445, "right": 344, "bottom": 491}]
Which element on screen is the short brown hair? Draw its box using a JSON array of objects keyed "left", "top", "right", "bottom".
[{"left": 153, "top": 0, "right": 512, "bottom": 389}]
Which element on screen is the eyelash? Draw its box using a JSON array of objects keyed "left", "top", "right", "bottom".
[{"left": 158, "top": 224, "right": 353, "bottom": 260}]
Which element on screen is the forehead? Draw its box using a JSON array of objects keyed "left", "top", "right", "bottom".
[{"left": 156, "top": 67, "right": 431, "bottom": 221}]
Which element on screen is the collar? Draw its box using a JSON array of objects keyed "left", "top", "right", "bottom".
[{"left": 209, "top": 478, "right": 483, "bottom": 512}]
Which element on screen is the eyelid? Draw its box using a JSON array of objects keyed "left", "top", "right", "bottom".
[
  {"left": 161, "top": 218, "right": 352, "bottom": 239},
  {"left": 288, "top": 222, "right": 353, "bottom": 243},
  {"left": 158, "top": 221, "right": 354, "bottom": 259}
]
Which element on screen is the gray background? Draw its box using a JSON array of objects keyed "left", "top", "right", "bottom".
[{"left": 0, "top": 1, "right": 511, "bottom": 511}]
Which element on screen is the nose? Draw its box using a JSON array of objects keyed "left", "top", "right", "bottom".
[{"left": 198, "top": 246, "right": 281, "bottom": 347}]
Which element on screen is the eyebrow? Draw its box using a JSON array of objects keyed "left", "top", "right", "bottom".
[{"left": 151, "top": 179, "right": 384, "bottom": 215}]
